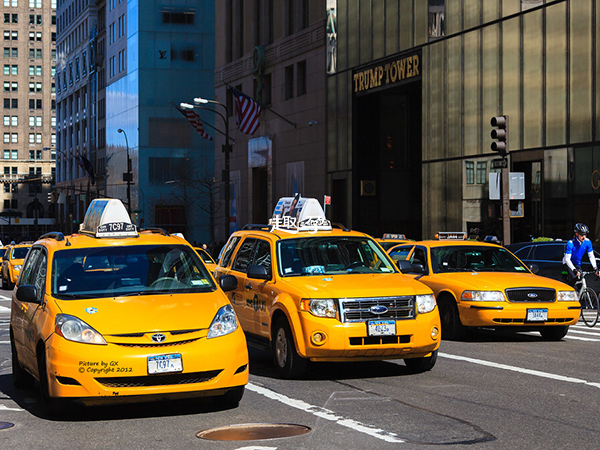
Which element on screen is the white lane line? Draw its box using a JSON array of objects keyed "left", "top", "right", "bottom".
[
  {"left": 0, "top": 404, "right": 22, "bottom": 411},
  {"left": 246, "top": 383, "right": 404, "bottom": 443},
  {"left": 439, "top": 353, "right": 600, "bottom": 389},
  {"left": 569, "top": 328, "right": 600, "bottom": 336},
  {"left": 0, "top": 306, "right": 10, "bottom": 313}
]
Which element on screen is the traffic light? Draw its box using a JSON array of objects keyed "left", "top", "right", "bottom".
[{"left": 490, "top": 115, "right": 509, "bottom": 156}]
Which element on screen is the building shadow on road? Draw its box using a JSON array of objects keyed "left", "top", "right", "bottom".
[{"left": 0, "top": 373, "right": 242, "bottom": 422}]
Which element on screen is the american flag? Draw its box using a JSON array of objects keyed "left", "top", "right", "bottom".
[
  {"left": 230, "top": 87, "right": 262, "bottom": 135},
  {"left": 176, "top": 106, "right": 213, "bottom": 141}
]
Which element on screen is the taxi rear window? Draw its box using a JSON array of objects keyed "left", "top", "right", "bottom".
[{"left": 51, "top": 244, "right": 216, "bottom": 298}]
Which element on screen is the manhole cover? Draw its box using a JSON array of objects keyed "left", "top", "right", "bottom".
[
  {"left": 0, "top": 422, "right": 14, "bottom": 431},
  {"left": 197, "top": 423, "right": 311, "bottom": 441}
]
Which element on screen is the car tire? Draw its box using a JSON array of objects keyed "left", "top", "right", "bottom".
[
  {"left": 404, "top": 350, "right": 438, "bottom": 373},
  {"left": 220, "top": 385, "right": 245, "bottom": 408},
  {"left": 272, "top": 317, "right": 307, "bottom": 379},
  {"left": 438, "top": 297, "right": 468, "bottom": 341},
  {"left": 539, "top": 326, "right": 569, "bottom": 341},
  {"left": 37, "top": 350, "right": 68, "bottom": 417},
  {"left": 10, "top": 331, "right": 34, "bottom": 389}
]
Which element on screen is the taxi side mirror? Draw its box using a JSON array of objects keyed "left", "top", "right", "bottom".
[
  {"left": 396, "top": 260, "right": 413, "bottom": 273},
  {"left": 411, "top": 263, "right": 426, "bottom": 274},
  {"left": 16, "top": 285, "right": 39, "bottom": 304},
  {"left": 219, "top": 274, "right": 238, "bottom": 292},
  {"left": 529, "top": 264, "right": 539, "bottom": 274},
  {"left": 247, "top": 264, "right": 271, "bottom": 280}
]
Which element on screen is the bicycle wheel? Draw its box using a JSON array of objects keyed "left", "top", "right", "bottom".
[{"left": 580, "top": 288, "right": 599, "bottom": 327}]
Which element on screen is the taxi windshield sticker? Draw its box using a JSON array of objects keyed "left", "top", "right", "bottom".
[{"left": 191, "top": 279, "right": 210, "bottom": 286}]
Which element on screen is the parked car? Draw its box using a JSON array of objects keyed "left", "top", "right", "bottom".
[{"left": 505, "top": 240, "right": 600, "bottom": 292}]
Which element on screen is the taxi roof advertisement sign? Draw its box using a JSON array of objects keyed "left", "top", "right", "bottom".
[{"left": 271, "top": 194, "right": 331, "bottom": 232}]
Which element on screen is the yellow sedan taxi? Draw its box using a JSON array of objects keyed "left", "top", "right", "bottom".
[
  {"left": 376, "top": 233, "right": 410, "bottom": 251},
  {"left": 195, "top": 247, "right": 217, "bottom": 273},
  {"left": 388, "top": 233, "right": 579, "bottom": 341},
  {"left": 2, "top": 242, "right": 32, "bottom": 290},
  {"left": 10, "top": 199, "right": 248, "bottom": 415},
  {"left": 215, "top": 196, "right": 441, "bottom": 379}
]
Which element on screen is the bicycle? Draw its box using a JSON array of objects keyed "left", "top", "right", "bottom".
[{"left": 574, "top": 271, "right": 600, "bottom": 327}]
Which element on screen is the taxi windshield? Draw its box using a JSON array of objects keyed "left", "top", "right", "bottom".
[
  {"left": 430, "top": 245, "right": 529, "bottom": 273},
  {"left": 277, "top": 237, "right": 397, "bottom": 276},
  {"left": 51, "top": 244, "right": 216, "bottom": 298},
  {"left": 11, "top": 247, "right": 30, "bottom": 259}
]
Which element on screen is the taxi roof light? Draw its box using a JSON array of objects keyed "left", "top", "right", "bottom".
[
  {"left": 436, "top": 232, "right": 467, "bottom": 240},
  {"left": 269, "top": 194, "right": 332, "bottom": 232},
  {"left": 79, "top": 198, "right": 138, "bottom": 238}
]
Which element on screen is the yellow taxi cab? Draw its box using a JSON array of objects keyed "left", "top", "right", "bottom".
[
  {"left": 195, "top": 247, "right": 217, "bottom": 273},
  {"left": 214, "top": 196, "right": 441, "bottom": 379},
  {"left": 2, "top": 242, "right": 32, "bottom": 290},
  {"left": 388, "top": 232, "right": 580, "bottom": 341},
  {"left": 10, "top": 198, "right": 248, "bottom": 415},
  {"left": 376, "top": 233, "right": 411, "bottom": 251}
]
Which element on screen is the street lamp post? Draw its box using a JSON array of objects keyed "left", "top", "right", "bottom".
[
  {"left": 117, "top": 128, "right": 132, "bottom": 215},
  {"left": 181, "top": 99, "right": 231, "bottom": 240}
]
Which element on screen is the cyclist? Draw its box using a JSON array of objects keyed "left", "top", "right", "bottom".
[{"left": 563, "top": 223, "right": 599, "bottom": 288}]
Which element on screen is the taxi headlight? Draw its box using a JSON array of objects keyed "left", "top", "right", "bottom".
[
  {"left": 207, "top": 304, "right": 238, "bottom": 339},
  {"left": 416, "top": 294, "right": 436, "bottom": 314},
  {"left": 13, "top": 264, "right": 21, "bottom": 271},
  {"left": 55, "top": 314, "right": 107, "bottom": 345},
  {"left": 557, "top": 291, "right": 577, "bottom": 302},
  {"left": 461, "top": 291, "right": 505, "bottom": 302},
  {"left": 301, "top": 298, "right": 337, "bottom": 318}
]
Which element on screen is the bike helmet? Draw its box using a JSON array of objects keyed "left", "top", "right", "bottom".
[{"left": 574, "top": 223, "right": 590, "bottom": 234}]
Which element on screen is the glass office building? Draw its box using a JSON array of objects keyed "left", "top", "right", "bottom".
[{"left": 327, "top": 0, "right": 600, "bottom": 243}]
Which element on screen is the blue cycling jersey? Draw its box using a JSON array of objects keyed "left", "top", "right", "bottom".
[{"left": 565, "top": 237, "right": 594, "bottom": 266}]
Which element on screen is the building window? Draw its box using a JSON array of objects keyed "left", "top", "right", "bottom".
[
  {"left": 297, "top": 60, "right": 306, "bottom": 96},
  {"left": 428, "top": 0, "right": 445, "bottom": 40},
  {"left": 476, "top": 162, "right": 487, "bottom": 184},
  {"left": 161, "top": 10, "right": 195, "bottom": 25},
  {"left": 466, "top": 161, "right": 474, "bottom": 185},
  {"left": 284, "top": 65, "right": 294, "bottom": 100}
]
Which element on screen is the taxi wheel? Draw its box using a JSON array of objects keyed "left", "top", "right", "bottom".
[
  {"left": 10, "top": 331, "right": 34, "bottom": 389},
  {"left": 539, "top": 326, "right": 569, "bottom": 341},
  {"left": 438, "top": 297, "right": 468, "bottom": 341},
  {"left": 272, "top": 318, "right": 307, "bottom": 379},
  {"left": 37, "top": 350, "right": 68, "bottom": 417},
  {"left": 220, "top": 385, "right": 245, "bottom": 408},
  {"left": 404, "top": 350, "right": 438, "bottom": 374}
]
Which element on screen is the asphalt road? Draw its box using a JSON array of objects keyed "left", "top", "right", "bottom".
[{"left": 0, "top": 288, "right": 599, "bottom": 449}]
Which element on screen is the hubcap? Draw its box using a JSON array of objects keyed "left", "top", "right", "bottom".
[{"left": 275, "top": 327, "right": 288, "bottom": 368}]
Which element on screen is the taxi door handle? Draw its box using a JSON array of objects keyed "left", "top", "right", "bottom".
[{"left": 245, "top": 284, "right": 252, "bottom": 290}]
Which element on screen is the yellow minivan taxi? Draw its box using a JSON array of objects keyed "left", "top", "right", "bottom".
[
  {"left": 388, "top": 233, "right": 579, "bottom": 341},
  {"left": 2, "top": 242, "right": 32, "bottom": 290},
  {"left": 10, "top": 199, "right": 248, "bottom": 415},
  {"left": 215, "top": 196, "right": 441, "bottom": 379}
]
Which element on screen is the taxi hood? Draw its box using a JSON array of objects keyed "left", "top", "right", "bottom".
[
  {"left": 429, "top": 271, "right": 572, "bottom": 291},
  {"left": 282, "top": 273, "right": 433, "bottom": 298},
  {"left": 52, "top": 292, "right": 230, "bottom": 335}
]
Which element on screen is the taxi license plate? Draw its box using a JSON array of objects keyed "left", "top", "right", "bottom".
[
  {"left": 368, "top": 319, "right": 396, "bottom": 336},
  {"left": 526, "top": 308, "right": 548, "bottom": 322},
  {"left": 148, "top": 354, "right": 183, "bottom": 374}
]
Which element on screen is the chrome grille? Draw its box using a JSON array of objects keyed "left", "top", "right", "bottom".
[
  {"left": 339, "top": 296, "right": 415, "bottom": 322},
  {"left": 505, "top": 288, "right": 556, "bottom": 302}
]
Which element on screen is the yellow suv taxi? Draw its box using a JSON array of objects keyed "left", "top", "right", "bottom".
[
  {"left": 388, "top": 233, "right": 579, "bottom": 341},
  {"left": 214, "top": 196, "right": 441, "bottom": 379},
  {"left": 10, "top": 199, "right": 248, "bottom": 415},
  {"left": 2, "top": 242, "right": 32, "bottom": 290}
]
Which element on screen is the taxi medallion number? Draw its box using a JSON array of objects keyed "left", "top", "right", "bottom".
[
  {"left": 367, "top": 319, "right": 396, "bottom": 336},
  {"left": 526, "top": 308, "right": 548, "bottom": 322},
  {"left": 148, "top": 354, "right": 183, "bottom": 374}
]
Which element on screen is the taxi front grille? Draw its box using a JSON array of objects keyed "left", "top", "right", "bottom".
[
  {"left": 339, "top": 296, "right": 415, "bottom": 322},
  {"left": 112, "top": 337, "right": 201, "bottom": 348},
  {"left": 505, "top": 288, "right": 556, "bottom": 302},
  {"left": 493, "top": 317, "right": 574, "bottom": 324},
  {"left": 95, "top": 369, "right": 222, "bottom": 388}
]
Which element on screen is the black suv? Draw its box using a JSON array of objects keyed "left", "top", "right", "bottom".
[{"left": 506, "top": 240, "right": 600, "bottom": 291}]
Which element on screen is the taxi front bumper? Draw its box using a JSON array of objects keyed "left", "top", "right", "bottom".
[
  {"left": 296, "top": 310, "right": 441, "bottom": 362},
  {"left": 457, "top": 301, "right": 580, "bottom": 327},
  {"left": 44, "top": 328, "right": 248, "bottom": 404}
]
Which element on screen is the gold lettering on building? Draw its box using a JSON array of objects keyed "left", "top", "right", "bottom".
[{"left": 354, "top": 54, "right": 420, "bottom": 93}]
